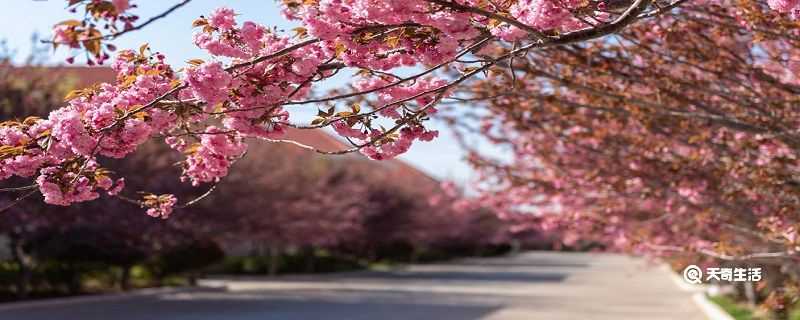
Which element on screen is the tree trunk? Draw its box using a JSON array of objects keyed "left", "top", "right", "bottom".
[
  {"left": 409, "top": 246, "right": 420, "bottom": 263},
  {"left": 766, "top": 265, "right": 790, "bottom": 320},
  {"left": 153, "top": 277, "right": 164, "bottom": 288},
  {"left": 66, "top": 263, "right": 81, "bottom": 295},
  {"left": 304, "top": 247, "right": 315, "bottom": 273},
  {"left": 268, "top": 245, "right": 281, "bottom": 276},
  {"left": 510, "top": 240, "right": 521, "bottom": 255},
  {"left": 9, "top": 235, "right": 31, "bottom": 299},
  {"left": 152, "top": 268, "right": 164, "bottom": 288},
  {"left": 120, "top": 266, "right": 132, "bottom": 291},
  {"left": 473, "top": 245, "right": 485, "bottom": 257},
  {"left": 367, "top": 247, "right": 378, "bottom": 262},
  {"left": 743, "top": 281, "right": 757, "bottom": 307}
]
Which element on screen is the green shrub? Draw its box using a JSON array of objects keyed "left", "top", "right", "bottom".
[{"left": 709, "top": 295, "right": 759, "bottom": 320}]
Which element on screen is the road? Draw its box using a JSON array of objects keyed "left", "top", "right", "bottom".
[{"left": 0, "top": 252, "right": 707, "bottom": 320}]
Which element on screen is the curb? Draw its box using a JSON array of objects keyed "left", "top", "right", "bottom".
[
  {"left": 692, "top": 292, "right": 736, "bottom": 320},
  {"left": 662, "top": 264, "right": 735, "bottom": 320},
  {"left": 0, "top": 286, "right": 195, "bottom": 311}
]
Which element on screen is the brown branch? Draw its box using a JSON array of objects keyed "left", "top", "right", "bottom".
[
  {"left": 0, "top": 190, "right": 39, "bottom": 214},
  {"left": 226, "top": 38, "right": 322, "bottom": 71},
  {"left": 637, "top": 0, "right": 690, "bottom": 19},
  {"left": 424, "top": 0, "right": 548, "bottom": 40},
  {"left": 45, "top": 0, "right": 193, "bottom": 44},
  {"left": 545, "top": 0, "right": 651, "bottom": 47},
  {"left": 0, "top": 185, "right": 37, "bottom": 192},
  {"left": 698, "top": 249, "right": 799, "bottom": 261},
  {"left": 648, "top": 244, "right": 799, "bottom": 262},
  {"left": 286, "top": 35, "right": 494, "bottom": 106},
  {"left": 106, "top": 0, "right": 193, "bottom": 40}
]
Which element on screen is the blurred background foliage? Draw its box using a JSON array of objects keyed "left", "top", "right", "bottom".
[{"left": 0, "top": 40, "right": 555, "bottom": 302}]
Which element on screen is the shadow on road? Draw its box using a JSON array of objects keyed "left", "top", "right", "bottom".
[
  {"left": 450, "top": 260, "right": 589, "bottom": 268},
  {"left": 353, "top": 270, "right": 568, "bottom": 283},
  {"left": 0, "top": 288, "right": 503, "bottom": 320}
]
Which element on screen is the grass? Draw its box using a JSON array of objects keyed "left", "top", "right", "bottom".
[
  {"left": 708, "top": 295, "right": 760, "bottom": 320},
  {"left": 709, "top": 294, "right": 800, "bottom": 320}
]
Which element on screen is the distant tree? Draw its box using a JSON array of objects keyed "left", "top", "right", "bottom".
[{"left": 148, "top": 239, "right": 224, "bottom": 286}]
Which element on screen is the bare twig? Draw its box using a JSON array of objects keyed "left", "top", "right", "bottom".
[
  {"left": 0, "top": 190, "right": 39, "bottom": 214},
  {"left": 424, "top": 0, "right": 548, "bottom": 40},
  {"left": 45, "top": 0, "right": 193, "bottom": 44},
  {"left": 0, "top": 185, "right": 37, "bottom": 192}
]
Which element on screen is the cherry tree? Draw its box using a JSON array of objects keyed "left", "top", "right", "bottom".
[
  {"left": 190, "top": 142, "right": 370, "bottom": 274},
  {"left": 441, "top": 0, "right": 800, "bottom": 311},
  {"left": 0, "top": 62, "right": 187, "bottom": 296},
  {"left": 0, "top": 0, "right": 760, "bottom": 214}
]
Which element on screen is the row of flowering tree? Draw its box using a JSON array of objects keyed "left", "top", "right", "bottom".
[{"left": 445, "top": 0, "right": 800, "bottom": 313}]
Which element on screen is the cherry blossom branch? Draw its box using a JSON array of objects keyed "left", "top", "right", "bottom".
[
  {"left": 176, "top": 184, "right": 217, "bottom": 209},
  {"left": 0, "top": 185, "right": 38, "bottom": 192},
  {"left": 637, "top": 0, "right": 690, "bottom": 19},
  {"left": 721, "top": 223, "right": 788, "bottom": 245},
  {"left": 99, "top": 0, "right": 193, "bottom": 41},
  {"left": 226, "top": 38, "right": 322, "bottom": 71},
  {"left": 546, "top": 0, "right": 651, "bottom": 46},
  {"left": 287, "top": 2, "right": 653, "bottom": 128},
  {"left": 45, "top": 0, "right": 193, "bottom": 44},
  {"left": 424, "top": 0, "right": 548, "bottom": 40},
  {"left": 286, "top": 36, "right": 494, "bottom": 106},
  {"left": 652, "top": 244, "right": 800, "bottom": 262},
  {"left": 0, "top": 190, "right": 39, "bottom": 214},
  {"left": 237, "top": 0, "right": 654, "bottom": 159},
  {"left": 108, "top": 0, "right": 651, "bottom": 136}
]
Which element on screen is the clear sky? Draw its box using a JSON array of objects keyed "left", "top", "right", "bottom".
[{"left": 0, "top": 0, "right": 501, "bottom": 185}]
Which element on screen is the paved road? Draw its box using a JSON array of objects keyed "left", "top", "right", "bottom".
[{"left": 0, "top": 252, "right": 707, "bottom": 320}]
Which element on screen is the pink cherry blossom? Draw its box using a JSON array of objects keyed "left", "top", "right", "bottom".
[
  {"left": 768, "top": 0, "right": 800, "bottom": 12},
  {"left": 185, "top": 61, "right": 232, "bottom": 108},
  {"left": 209, "top": 7, "right": 237, "bottom": 30},
  {"left": 145, "top": 194, "right": 178, "bottom": 219},
  {"left": 112, "top": 0, "right": 131, "bottom": 13}
]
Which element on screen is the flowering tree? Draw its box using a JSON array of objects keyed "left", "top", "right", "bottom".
[
  {"left": 0, "top": 61, "right": 186, "bottom": 296},
  {"left": 442, "top": 0, "right": 800, "bottom": 310},
  {"left": 191, "top": 143, "right": 511, "bottom": 270},
  {"left": 2, "top": 0, "right": 767, "bottom": 215},
  {"left": 189, "top": 143, "right": 370, "bottom": 274}
]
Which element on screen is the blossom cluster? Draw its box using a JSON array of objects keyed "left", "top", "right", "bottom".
[
  {"left": 1, "top": 48, "right": 175, "bottom": 207},
  {"left": 768, "top": 0, "right": 800, "bottom": 18},
  {"left": 142, "top": 193, "right": 178, "bottom": 219},
  {"left": 186, "top": 7, "right": 448, "bottom": 161},
  {"left": 52, "top": 0, "right": 140, "bottom": 64},
  {"left": 168, "top": 127, "right": 247, "bottom": 186}
]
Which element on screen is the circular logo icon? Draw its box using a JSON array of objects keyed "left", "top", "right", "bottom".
[{"left": 683, "top": 265, "right": 703, "bottom": 284}]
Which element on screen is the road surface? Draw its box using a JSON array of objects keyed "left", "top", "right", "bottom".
[{"left": 0, "top": 252, "right": 707, "bottom": 320}]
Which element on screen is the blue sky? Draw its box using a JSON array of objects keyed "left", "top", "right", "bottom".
[{"left": 0, "top": 0, "right": 502, "bottom": 185}]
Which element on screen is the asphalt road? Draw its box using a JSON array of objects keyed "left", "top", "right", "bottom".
[{"left": 0, "top": 252, "right": 707, "bottom": 320}]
